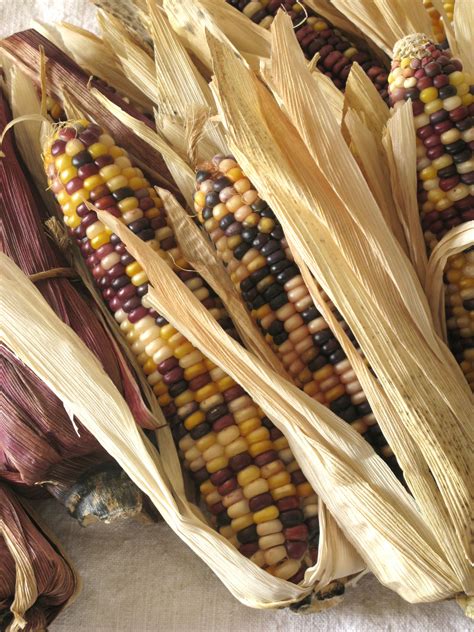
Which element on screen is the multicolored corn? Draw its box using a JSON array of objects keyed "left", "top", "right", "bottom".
[
  {"left": 44, "top": 120, "right": 318, "bottom": 582},
  {"left": 226, "top": 0, "right": 389, "bottom": 100},
  {"left": 388, "top": 34, "right": 473, "bottom": 390},
  {"left": 193, "top": 157, "right": 400, "bottom": 475}
]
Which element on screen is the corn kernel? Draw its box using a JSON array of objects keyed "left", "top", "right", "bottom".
[
  {"left": 184, "top": 411, "right": 206, "bottom": 430},
  {"left": 254, "top": 506, "right": 279, "bottom": 524},
  {"left": 88, "top": 142, "right": 109, "bottom": 159}
]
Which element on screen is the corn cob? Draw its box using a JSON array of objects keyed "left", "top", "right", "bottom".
[
  {"left": 422, "top": 0, "right": 455, "bottom": 44},
  {"left": 226, "top": 0, "right": 389, "bottom": 100},
  {"left": 44, "top": 120, "right": 318, "bottom": 582},
  {"left": 193, "top": 158, "right": 400, "bottom": 475},
  {"left": 388, "top": 34, "right": 473, "bottom": 390}
]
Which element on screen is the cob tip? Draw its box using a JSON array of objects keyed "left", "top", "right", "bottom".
[{"left": 393, "top": 33, "right": 436, "bottom": 61}]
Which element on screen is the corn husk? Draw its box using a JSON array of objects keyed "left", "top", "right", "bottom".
[
  {"left": 454, "top": 0, "right": 474, "bottom": 75},
  {"left": 329, "top": 0, "right": 434, "bottom": 55},
  {"left": 0, "top": 483, "right": 78, "bottom": 631},
  {"left": 0, "top": 93, "right": 151, "bottom": 524},
  {"left": 192, "top": 17, "right": 472, "bottom": 600},
  {"left": 1, "top": 253, "right": 364, "bottom": 610},
  {"left": 0, "top": 30, "right": 179, "bottom": 196}
]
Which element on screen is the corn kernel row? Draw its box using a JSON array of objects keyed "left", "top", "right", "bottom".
[
  {"left": 226, "top": 0, "right": 389, "bottom": 100},
  {"left": 422, "top": 0, "right": 455, "bottom": 44},
  {"left": 44, "top": 120, "right": 318, "bottom": 582},
  {"left": 389, "top": 34, "right": 473, "bottom": 390},
  {"left": 193, "top": 157, "right": 400, "bottom": 474}
]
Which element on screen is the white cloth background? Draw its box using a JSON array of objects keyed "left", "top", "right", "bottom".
[{"left": 0, "top": 1, "right": 471, "bottom": 630}]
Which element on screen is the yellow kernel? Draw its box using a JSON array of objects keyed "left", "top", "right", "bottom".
[
  {"left": 248, "top": 439, "right": 273, "bottom": 458},
  {"left": 237, "top": 465, "right": 260, "bottom": 487},
  {"left": 258, "top": 218, "right": 274, "bottom": 233},
  {"left": 217, "top": 376, "right": 235, "bottom": 392},
  {"left": 125, "top": 261, "right": 142, "bottom": 277},
  {"left": 420, "top": 165, "right": 437, "bottom": 181},
  {"left": 231, "top": 514, "right": 254, "bottom": 532},
  {"left": 273, "top": 436, "right": 289, "bottom": 451},
  {"left": 129, "top": 177, "right": 148, "bottom": 190},
  {"left": 174, "top": 342, "right": 194, "bottom": 360},
  {"left": 55, "top": 153, "right": 72, "bottom": 171},
  {"left": 109, "top": 146, "right": 125, "bottom": 158},
  {"left": 107, "top": 175, "right": 128, "bottom": 192},
  {"left": 195, "top": 383, "right": 218, "bottom": 402},
  {"left": 59, "top": 167, "right": 77, "bottom": 184},
  {"left": 268, "top": 471, "right": 291, "bottom": 490},
  {"left": 88, "top": 142, "right": 108, "bottom": 159},
  {"left": 174, "top": 390, "right": 194, "bottom": 407},
  {"left": 200, "top": 480, "right": 215, "bottom": 496},
  {"left": 207, "top": 456, "right": 229, "bottom": 474},
  {"left": 158, "top": 393, "right": 172, "bottom": 406},
  {"left": 432, "top": 154, "right": 453, "bottom": 170},
  {"left": 184, "top": 362, "right": 207, "bottom": 381},
  {"left": 239, "top": 417, "right": 262, "bottom": 436},
  {"left": 226, "top": 167, "right": 243, "bottom": 182},
  {"left": 99, "top": 164, "right": 120, "bottom": 180},
  {"left": 65, "top": 139, "right": 85, "bottom": 156},
  {"left": 153, "top": 382, "right": 167, "bottom": 396},
  {"left": 427, "top": 188, "right": 445, "bottom": 203},
  {"left": 184, "top": 411, "right": 206, "bottom": 431},
  {"left": 424, "top": 98, "right": 443, "bottom": 115},
  {"left": 247, "top": 427, "right": 270, "bottom": 445},
  {"left": 84, "top": 174, "right": 104, "bottom": 191},
  {"left": 196, "top": 433, "right": 217, "bottom": 452},
  {"left": 131, "top": 271, "right": 148, "bottom": 286},
  {"left": 420, "top": 87, "right": 438, "bottom": 103},
  {"left": 326, "top": 384, "right": 346, "bottom": 402},
  {"left": 271, "top": 483, "right": 297, "bottom": 501},
  {"left": 143, "top": 359, "right": 157, "bottom": 375},
  {"left": 253, "top": 506, "right": 279, "bottom": 524},
  {"left": 313, "top": 364, "right": 333, "bottom": 382},
  {"left": 90, "top": 232, "right": 109, "bottom": 249},
  {"left": 449, "top": 70, "right": 465, "bottom": 86},
  {"left": 296, "top": 482, "right": 313, "bottom": 497},
  {"left": 247, "top": 255, "right": 266, "bottom": 273}
]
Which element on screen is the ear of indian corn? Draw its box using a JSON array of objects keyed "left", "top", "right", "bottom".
[
  {"left": 44, "top": 120, "right": 318, "bottom": 583},
  {"left": 226, "top": 0, "right": 389, "bottom": 100},
  {"left": 193, "top": 157, "right": 401, "bottom": 477},
  {"left": 388, "top": 34, "right": 473, "bottom": 390}
]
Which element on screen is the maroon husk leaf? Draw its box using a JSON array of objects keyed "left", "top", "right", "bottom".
[{"left": 0, "top": 483, "right": 77, "bottom": 630}]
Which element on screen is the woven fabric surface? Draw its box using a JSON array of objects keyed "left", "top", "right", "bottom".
[{"left": 0, "top": 1, "right": 471, "bottom": 630}]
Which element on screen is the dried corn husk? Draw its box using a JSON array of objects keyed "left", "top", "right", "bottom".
[
  {"left": 0, "top": 30, "right": 179, "bottom": 195},
  {"left": 0, "top": 94, "right": 150, "bottom": 524},
  {"left": 1, "top": 253, "right": 364, "bottom": 610},
  {"left": 454, "top": 0, "right": 474, "bottom": 74},
  {"left": 188, "top": 18, "right": 472, "bottom": 601},
  {"left": 0, "top": 483, "right": 78, "bottom": 631}
]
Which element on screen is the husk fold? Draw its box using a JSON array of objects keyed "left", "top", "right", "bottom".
[{"left": 0, "top": 484, "right": 78, "bottom": 631}]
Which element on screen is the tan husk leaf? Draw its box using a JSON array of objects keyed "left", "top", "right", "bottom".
[
  {"left": 454, "top": 0, "right": 474, "bottom": 75},
  {"left": 97, "top": 10, "right": 157, "bottom": 104},
  {"left": 342, "top": 64, "right": 409, "bottom": 256},
  {"left": 163, "top": 0, "right": 270, "bottom": 71},
  {"left": 329, "top": 0, "right": 434, "bottom": 54},
  {"left": 383, "top": 101, "right": 428, "bottom": 286},
  {"left": 1, "top": 521, "right": 38, "bottom": 631},
  {"left": 1, "top": 253, "right": 360, "bottom": 609},
  {"left": 425, "top": 222, "right": 474, "bottom": 340},
  {"left": 95, "top": 207, "right": 465, "bottom": 603},
  {"left": 145, "top": 0, "right": 226, "bottom": 154},
  {"left": 54, "top": 21, "right": 153, "bottom": 112},
  {"left": 205, "top": 22, "right": 473, "bottom": 597}
]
